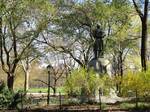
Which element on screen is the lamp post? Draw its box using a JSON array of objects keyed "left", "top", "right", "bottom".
[
  {"left": 47, "top": 64, "right": 53, "bottom": 105},
  {"left": 99, "top": 88, "right": 102, "bottom": 111}
]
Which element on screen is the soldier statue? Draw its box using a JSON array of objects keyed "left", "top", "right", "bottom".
[{"left": 93, "top": 24, "right": 105, "bottom": 59}]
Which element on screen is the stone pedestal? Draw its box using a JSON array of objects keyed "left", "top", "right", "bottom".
[
  {"left": 88, "top": 58, "right": 111, "bottom": 76},
  {"left": 87, "top": 57, "right": 112, "bottom": 102}
]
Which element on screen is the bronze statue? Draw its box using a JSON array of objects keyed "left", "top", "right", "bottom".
[{"left": 93, "top": 24, "right": 105, "bottom": 59}]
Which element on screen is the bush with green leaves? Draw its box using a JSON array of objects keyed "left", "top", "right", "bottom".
[
  {"left": 65, "top": 68, "right": 97, "bottom": 96},
  {"left": 64, "top": 68, "right": 112, "bottom": 97},
  {"left": 0, "top": 82, "right": 26, "bottom": 109},
  {"left": 121, "top": 71, "right": 150, "bottom": 98}
]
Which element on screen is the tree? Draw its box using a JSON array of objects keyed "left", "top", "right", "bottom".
[
  {"left": 102, "top": 0, "right": 137, "bottom": 94},
  {"left": 132, "top": 0, "right": 149, "bottom": 71},
  {"left": 46, "top": 53, "right": 69, "bottom": 95},
  {"left": 21, "top": 53, "right": 41, "bottom": 92},
  {"left": 40, "top": 0, "right": 132, "bottom": 70},
  {"left": 0, "top": 0, "right": 54, "bottom": 90},
  {"left": 43, "top": 1, "right": 94, "bottom": 67},
  {"left": 105, "top": 0, "right": 131, "bottom": 76},
  {"left": 20, "top": 38, "right": 44, "bottom": 92}
]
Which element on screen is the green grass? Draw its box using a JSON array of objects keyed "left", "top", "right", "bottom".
[
  {"left": 119, "top": 102, "right": 150, "bottom": 110},
  {"left": 27, "top": 87, "right": 66, "bottom": 94},
  {"left": 119, "top": 102, "right": 135, "bottom": 109}
]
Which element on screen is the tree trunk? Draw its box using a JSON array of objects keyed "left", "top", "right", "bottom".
[
  {"left": 7, "top": 73, "right": 14, "bottom": 90},
  {"left": 119, "top": 51, "right": 123, "bottom": 77},
  {"left": 24, "top": 70, "right": 30, "bottom": 91},
  {"left": 140, "top": 0, "right": 149, "bottom": 71},
  {"left": 21, "top": 60, "right": 30, "bottom": 92},
  {"left": 53, "top": 81, "right": 57, "bottom": 95},
  {"left": 132, "top": 0, "right": 149, "bottom": 71},
  {"left": 141, "top": 19, "right": 147, "bottom": 71},
  {"left": 53, "top": 87, "right": 56, "bottom": 96}
]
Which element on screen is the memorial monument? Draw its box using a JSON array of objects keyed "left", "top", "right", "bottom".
[
  {"left": 93, "top": 24, "right": 105, "bottom": 59},
  {"left": 88, "top": 24, "right": 111, "bottom": 75}
]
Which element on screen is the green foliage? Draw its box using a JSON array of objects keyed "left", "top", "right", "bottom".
[
  {"left": 64, "top": 68, "right": 113, "bottom": 96},
  {"left": 64, "top": 68, "right": 99, "bottom": 96},
  {"left": 0, "top": 82, "right": 26, "bottom": 109},
  {"left": 121, "top": 71, "right": 150, "bottom": 97},
  {"left": 99, "top": 75, "right": 114, "bottom": 95},
  {"left": 120, "top": 102, "right": 150, "bottom": 110},
  {"left": 27, "top": 87, "right": 65, "bottom": 94},
  {"left": 0, "top": 0, "right": 55, "bottom": 90}
]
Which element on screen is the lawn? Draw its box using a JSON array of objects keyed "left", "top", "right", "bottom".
[{"left": 27, "top": 87, "right": 66, "bottom": 94}]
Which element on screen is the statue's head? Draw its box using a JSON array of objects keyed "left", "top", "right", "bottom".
[{"left": 97, "top": 24, "right": 100, "bottom": 29}]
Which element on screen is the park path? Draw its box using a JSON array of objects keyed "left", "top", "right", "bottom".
[
  {"left": 22, "top": 104, "right": 130, "bottom": 112},
  {"left": 23, "top": 93, "right": 140, "bottom": 112}
]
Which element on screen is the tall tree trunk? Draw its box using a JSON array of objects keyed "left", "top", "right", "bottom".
[
  {"left": 141, "top": 18, "right": 148, "bottom": 71},
  {"left": 119, "top": 51, "right": 123, "bottom": 77},
  {"left": 132, "top": 0, "right": 149, "bottom": 71},
  {"left": 116, "top": 51, "right": 123, "bottom": 95},
  {"left": 140, "top": 0, "right": 149, "bottom": 71},
  {"left": 7, "top": 73, "right": 14, "bottom": 90},
  {"left": 21, "top": 60, "right": 30, "bottom": 92},
  {"left": 24, "top": 69, "right": 30, "bottom": 91}
]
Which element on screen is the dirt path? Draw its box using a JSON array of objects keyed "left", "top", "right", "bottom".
[{"left": 21, "top": 104, "right": 130, "bottom": 112}]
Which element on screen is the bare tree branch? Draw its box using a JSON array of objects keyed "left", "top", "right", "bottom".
[{"left": 34, "top": 79, "right": 54, "bottom": 90}]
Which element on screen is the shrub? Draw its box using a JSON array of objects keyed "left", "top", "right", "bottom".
[
  {"left": 121, "top": 71, "right": 150, "bottom": 98},
  {"left": 64, "top": 68, "right": 99, "bottom": 96},
  {"left": 0, "top": 82, "right": 26, "bottom": 109},
  {"left": 64, "top": 68, "right": 112, "bottom": 97}
]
